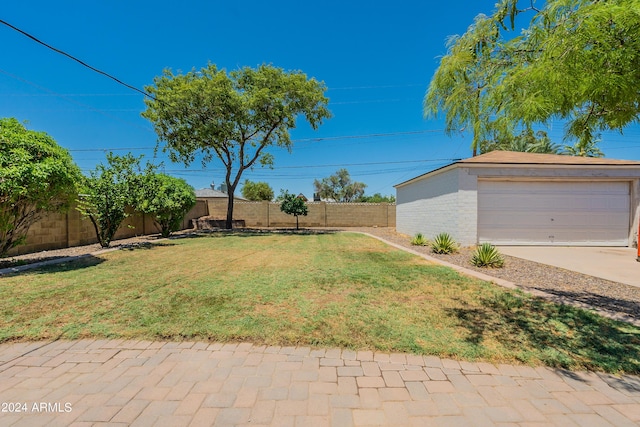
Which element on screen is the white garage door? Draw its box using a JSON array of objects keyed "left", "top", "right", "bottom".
[{"left": 478, "top": 180, "right": 630, "bottom": 246}]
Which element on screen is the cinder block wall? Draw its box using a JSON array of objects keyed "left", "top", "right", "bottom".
[
  {"left": 7, "top": 198, "right": 395, "bottom": 257},
  {"left": 7, "top": 199, "right": 208, "bottom": 256},
  {"left": 203, "top": 199, "right": 395, "bottom": 228}
]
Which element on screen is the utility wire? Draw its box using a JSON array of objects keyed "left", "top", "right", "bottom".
[
  {"left": 0, "top": 68, "right": 155, "bottom": 134},
  {"left": 0, "top": 18, "right": 155, "bottom": 100},
  {"left": 160, "top": 158, "right": 457, "bottom": 173},
  {"left": 67, "top": 129, "right": 445, "bottom": 152}
]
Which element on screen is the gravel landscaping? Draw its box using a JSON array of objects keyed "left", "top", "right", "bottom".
[{"left": 3, "top": 227, "right": 638, "bottom": 324}]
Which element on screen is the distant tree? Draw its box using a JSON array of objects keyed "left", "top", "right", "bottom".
[
  {"left": 0, "top": 118, "right": 81, "bottom": 257},
  {"left": 241, "top": 180, "right": 274, "bottom": 201},
  {"left": 357, "top": 193, "right": 396, "bottom": 203},
  {"left": 137, "top": 172, "right": 196, "bottom": 237},
  {"left": 279, "top": 190, "right": 308, "bottom": 230},
  {"left": 77, "top": 153, "right": 142, "bottom": 248},
  {"left": 313, "top": 169, "right": 366, "bottom": 202},
  {"left": 480, "top": 129, "right": 563, "bottom": 155},
  {"left": 563, "top": 137, "right": 604, "bottom": 158},
  {"left": 142, "top": 63, "right": 331, "bottom": 229}
]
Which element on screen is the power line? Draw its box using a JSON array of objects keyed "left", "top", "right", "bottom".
[
  {"left": 0, "top": 68, "right": 155, "bottom": 134},
  {"left": 161, "top": 158, "right": 457, "bottom": 173},
  {"left": 0, "top": 18, "right": 155, "bottom": 100},
  {"left": 66, "top": 129, "right": 445, "bottom": 152}
]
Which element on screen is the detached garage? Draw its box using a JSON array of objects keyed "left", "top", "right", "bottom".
[{"left": 395, "top": 151, "right": 640, "bottom": 247}]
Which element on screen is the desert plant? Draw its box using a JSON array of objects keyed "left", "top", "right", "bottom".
[
  {"left": 471, "top": 243, "right": 505, "bottom": 268},
  {"left": 430, "top": 232, "right": 459, "bottom": 254},
  {"left": 410, "top": 233, "right": 428, "bottom": 246}
]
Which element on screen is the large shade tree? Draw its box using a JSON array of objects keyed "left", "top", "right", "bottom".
[
  {"left": 143, "top": 64, "right": 331, "bottom": 229},
  {"left": 0, "top": 118, "right": 81, "bottom": 256},
  {"left": 424, "top": 14, "right": 505, "bottom": 156},
  {"left": 426, "top": 0, "right": 640, "bottom": 156}
]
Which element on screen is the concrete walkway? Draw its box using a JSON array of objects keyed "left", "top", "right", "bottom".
[
  {"left": 1, "top": 339, "right": 639, "bottom": 426},
  {"left": 498, "top": 246, "right": 640, "bottom": 288}
]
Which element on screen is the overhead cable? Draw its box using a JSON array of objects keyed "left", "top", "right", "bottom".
[{"left": 0, "top": 19, "right": 155, "bottom": 100}]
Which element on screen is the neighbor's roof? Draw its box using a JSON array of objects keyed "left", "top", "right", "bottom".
[
  {"left": 195, "top": 188, "right": 248, "bottom": 200},
  {"left": 195, "top": 188, "right": 228, "bottom": 198},
  {"left": 395, "top": 151, "right": 640, "bottom": 188}
]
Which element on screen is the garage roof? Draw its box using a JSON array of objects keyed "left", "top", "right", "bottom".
[
  {"left": 395, "top": 151, "right": 640, "bottom": 188},
  {"left": 459, "top": 151, "right": 640, "bottom": 166}
]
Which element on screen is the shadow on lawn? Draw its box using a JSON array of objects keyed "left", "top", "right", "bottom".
[
  {"left": 0, "top": 254, "right": 106, "bottom": 276},
  {"left": 173, "top": 228, "right": 341, "bottom": 239},
  {"left": 448, "top": 292, "right": 640, "bottom": 375},
  {"left": 119, "top": 241, "right": 177, "bottom": 251},
  {"left": 530, "top": 287, "right": 640, "bottom": 321}
]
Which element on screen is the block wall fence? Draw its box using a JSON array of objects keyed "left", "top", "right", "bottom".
[
  {"left": 7, "top": 200, "right": 209, "bottom": 256},
  {"left": 205, "top": 199, "right": 396, "bottom": 228},
  {"left": 7, "top": 198, "right": 395, "bottom": 256}
]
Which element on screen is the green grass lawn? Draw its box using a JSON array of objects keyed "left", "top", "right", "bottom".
[{"left": 1, "top": 232, "right": 639, "bottom": 374}]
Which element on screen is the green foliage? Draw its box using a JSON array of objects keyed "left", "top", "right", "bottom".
[
  {"left": 481, "top": 129, "right": 563, "bottom": 155},
  {"left": 0, "top": 118, "right": 81, "bottom": 257},
  {"left": 77, "top": 153, "right": 142, "bottom": 248},
  {"left": 241, "top": 180, "right": 274, "bottom": 201},
  {"left": 563, "top": 138, "right": 604, "bottom": 158},
  {"left": 142, "top": 63, "right": 331, "bottom": 229},
  {"left": 470, "top": 243, "right": 505, "bottom": 268},
  {"left": 424, "top": 14, "right": 504, "bottom": 156},
  {"left": 357, "top": 193, "right": 396, "bottom": 203},
  {"left": 430, "top": 233, "right": 459, "bottom": 254},
  {"left": 410, "top": 233, "right": 428, "bottom": 246},
  {"left": 313, "top": 169, "right": 366, "bottom": 202},
  {"left": 137, "top": 172, "right": 196, "bottom": 238},
  {"left": 427, "top": 0, "right": 640, "bottom": 155},
  {"left": 279, "top": 190, "right": 308, "bottom": 230}
]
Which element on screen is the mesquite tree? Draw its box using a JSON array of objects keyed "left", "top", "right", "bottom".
[{"left": 143, "top": 63, "right": 331, "bottom": 229}]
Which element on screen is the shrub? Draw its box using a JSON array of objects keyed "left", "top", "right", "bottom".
[
  {"left": 77, "top": 153, "right": 142, "bottom": 248},
  {"left": 0, "top": 118, "right": 81, "bottom": 257},
  {"left": 410, "top": 233, "right": 428, "bottom": 246},
  {"left": 471, "top": 243, "right": 505, "bottom": 268},
  {"left": 430, "top": 232, "right": 459, "bottom": 254},
  {"left": 137, "top": 173, "right": 196, "bottom": 238}
]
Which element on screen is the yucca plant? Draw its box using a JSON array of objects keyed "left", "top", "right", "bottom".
[
  {"left": 410, "top": 233, "right": 428, "bottom": 246},
  {"left": 470, "top": 243, "right": 505, "bottom": 268},
  {"left": 430, "top": 232, "right": 459, "bottom": 254}
]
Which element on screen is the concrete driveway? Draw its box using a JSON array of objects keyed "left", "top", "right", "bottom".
[{"left": 498, "top": 246, "right": 639, "bottom": 288}]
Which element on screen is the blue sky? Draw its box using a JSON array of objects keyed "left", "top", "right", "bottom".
[{"left": 2, "top": 1, "right": 640, "bottom": 199}]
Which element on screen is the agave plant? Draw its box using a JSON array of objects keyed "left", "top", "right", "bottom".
[
  {"left": 430, "top": 232, "right": 459, "bottom": 254},
  {"left": 410, "top": 233, "right": 428, "bottom": 246},
  {"left": 471, "top": 243, "right": 505, "bottom": 268}
]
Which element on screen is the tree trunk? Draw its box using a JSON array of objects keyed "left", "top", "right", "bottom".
[
  {"left": 295, "top": 214, "right": 299, "bottom": 230},
  {"left": 225, "top": 192, "right": 234, "bottom": 230}
]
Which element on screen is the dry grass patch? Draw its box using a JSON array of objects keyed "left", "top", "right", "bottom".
[{"left": 1, "top": 231, "right": 639, "bottom": 373}]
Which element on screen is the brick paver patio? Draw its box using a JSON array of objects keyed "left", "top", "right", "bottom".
[{"left": 1, "top": 339, "right": 639, "bottom": 426}]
